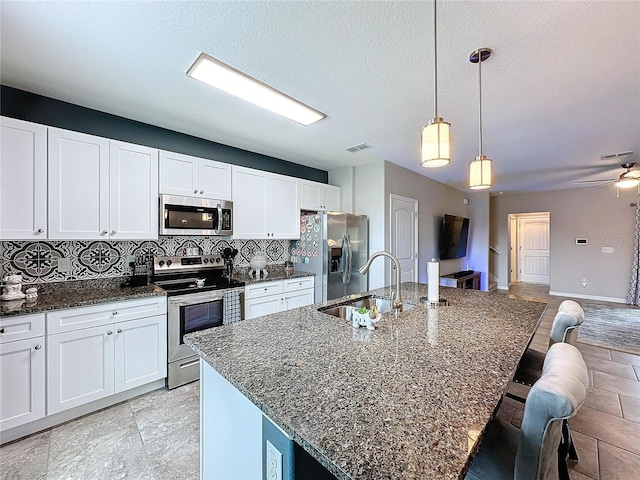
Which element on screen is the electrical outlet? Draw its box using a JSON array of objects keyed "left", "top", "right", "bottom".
[
  {"left": 266, "top": 440, "right": 282, "bottom": 480},
  {"left": 582, "top": 277, "right": 587, "bottom": 288},
  {"left": 58, "top": 257, "right": 72, "bottom": 273}
]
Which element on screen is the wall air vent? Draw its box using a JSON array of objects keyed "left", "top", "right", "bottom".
[
  {"left": 601, "top": 151, "right": 633, "bottom": 160},
  {"left": 345, "top": 143, "right": 372, "bottom": 153}
]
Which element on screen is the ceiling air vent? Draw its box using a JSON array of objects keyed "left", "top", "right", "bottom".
[
  {"left": 345, "top": 143, "right": 372, "bottom": 153},
  {"left": 601, "top": 150, "right": 633, "bottom": 160}
]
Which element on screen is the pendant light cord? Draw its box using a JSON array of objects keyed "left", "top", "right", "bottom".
[
  {"left": 478, "top": 53, "right": 483, "bottom": 157},
  {"left": 433, "top": 0, "right": 438, "bottom": 118}
]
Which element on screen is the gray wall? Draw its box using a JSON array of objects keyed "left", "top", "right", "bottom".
[
  {"left": 466, "top": 192, "right": 490, "bottom": 290},
  {"left": 490, "top": 187, "right": 636, "bottom": 301}
]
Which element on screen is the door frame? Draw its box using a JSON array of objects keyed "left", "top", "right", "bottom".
[{"left": 389, "top": 194, "right": 419, "bottom": 284}]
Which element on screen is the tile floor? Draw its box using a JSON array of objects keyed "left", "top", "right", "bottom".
[
  {"left": 1, "top": 283, "right": 638, "bottom": 479},
  {"left": 498, "top": 282, "right": 640, "bottom": 480}
]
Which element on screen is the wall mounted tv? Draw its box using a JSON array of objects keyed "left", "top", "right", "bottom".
[{"left": 439, "top": 214, "right": 470, "bottom": 260}]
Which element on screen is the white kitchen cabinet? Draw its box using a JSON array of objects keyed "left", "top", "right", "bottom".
[
  {"left": 49, "top": 128, "right": 159, "bottom": 240},
  {"left": 299, "top": 180, "right": 341, "bottom": 211},
  {"left": 47, "top": 297, "right": 167, "bottom": 414},
  {"left": 109, "top": 140, "right": 158, "bottom": 239},
  {"left": 159, "top": 150, "right": 231, "bottom": 200},
  {"left": 244, "top": 276, "right": 315, "bottom": 319},
  {"left": 0, "top": 117, "right": 48, "bottom": 240},
  {"left": 232, "top": 166, "right": 299, "bottom": 239},
  {"left": 0, "top": 313, "right": 46, "bottom": 431}
]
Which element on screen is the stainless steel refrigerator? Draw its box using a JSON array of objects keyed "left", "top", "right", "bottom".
[{"left": 291, "top": 212, "right": 368, "bottom": 303}]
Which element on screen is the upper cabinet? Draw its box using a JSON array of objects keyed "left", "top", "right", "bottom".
[
  {"left": 232, "top": 166, "right": 299, "bottom": 239},
  {"left": 0, "top": 117, "right": 48, "bottom": 240},
  {"left": 48, "top": 128, "right": 158, "bottom": 240},
  {"left": 159, "top": 151, "right": 231, "bottom": 200},
  {"left": 299, "top": 180, "right": 340, "bottom": 211}
]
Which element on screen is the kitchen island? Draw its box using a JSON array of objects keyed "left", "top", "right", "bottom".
[{"left": 185, "top": 283, "right": 546, "bottom": 479}]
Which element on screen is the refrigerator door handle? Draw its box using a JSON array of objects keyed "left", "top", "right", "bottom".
[
  {"left": 345, "top": 234, "right": 352, "bottom": 283},
  {"left": 341, "top": 234, "right": 349, "bottom": 284}
]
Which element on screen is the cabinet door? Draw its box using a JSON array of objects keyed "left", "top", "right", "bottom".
[
  {"left": 198, "top": 159, "right": 232, "bottom": 200},
  {"left": 232, "top": 166, "right": 269, "bottom": 239},
  {"left": 47, "top": 325, "right": 115, "bottom": 414},
  {"left": 114, "top": 315, "right": 167, "bottom": 393},
  {"left": 109, "top": 141, "right": 159, "bottom": 240},
  {"left": 270, "top": 174, "right": 299, "bottom": 239},
  {"left": 0, "top": 117, "right": 48, "bottom": 240},
  {"left": 322, "top": 185, "right": 341, "bottom": 211},
  {"left": 284, "top": 289, "right": 314, "bottom": 310},
  {"left": 0, "top": 337, "right": 45, "bottom": 430},
  {"left": 159, "top": 150, "right": 199, "bottom": 197},
  {"left": 245, "top": 295, "right": 282, "bottom": 320},
  {"left": 299, "top": 180, "right": 323, "bottom": 210},
  {"left": 49, "top": 128, "right": 110, "bottom": 239}
]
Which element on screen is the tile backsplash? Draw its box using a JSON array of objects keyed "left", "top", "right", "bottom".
[{"left": 0, "top": 237, "right": 291, "bottom": 284}]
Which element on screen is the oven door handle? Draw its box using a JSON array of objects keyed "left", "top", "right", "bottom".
[
  {"left": 169, "top": 295, "right": 226, "bottom": 307},
  {"left": 216, "top": 204, "right": 223, "bottom": 234}
]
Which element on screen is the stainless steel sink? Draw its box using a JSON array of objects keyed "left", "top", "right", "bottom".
[{"left": 318, "top": 295, "right": 417, "bottom": 319}]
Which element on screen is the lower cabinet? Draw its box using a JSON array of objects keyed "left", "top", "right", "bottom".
[
  {"left": 47, "top": 313, "right": 167, "bottom": 415},
  {"left": 245, "top": 276, "right": 315, "bottom": 320},
  {"left": 0, "top": 315, "right": 45, "bottom": 431}
]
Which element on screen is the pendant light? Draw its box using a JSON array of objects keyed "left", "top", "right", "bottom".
[
  {"left": 421, "top": 0, "right": 450, "bottom": 168},
  {"left": 469, "top": 48, "right": 492, "bottom": 190}
]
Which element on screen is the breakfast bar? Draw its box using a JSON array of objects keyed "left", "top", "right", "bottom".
[{"left": 185, "top": 283, "right": 547, "bottom": 479}]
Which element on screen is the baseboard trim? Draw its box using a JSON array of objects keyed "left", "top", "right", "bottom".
[
  {"left": 548, "top": 291, "right": 627, "bottom": 304},
  {"left": 498, "top": 285, "right": 510, "bottom": 291}
]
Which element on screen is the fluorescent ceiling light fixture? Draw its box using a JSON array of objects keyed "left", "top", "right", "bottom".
[{"left": 186, "top": 52, "right": 326, "bottom": 126}]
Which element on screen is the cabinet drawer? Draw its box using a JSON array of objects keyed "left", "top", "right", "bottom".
[
  {"left": 244, "top": 281, "right": 283, "bottom": 299},
  {"left": 0, "top": 313, "right": 45, "bottom": 343},
  {"left": 47, "top": 296, "right": 167, "bottom": 334},
  {"left": 283, "top": 276, "right": 315, "bottom": 292}
]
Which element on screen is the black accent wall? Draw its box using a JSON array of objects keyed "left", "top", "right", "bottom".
[{"left": 1, "top": 85, "right": 328, "bottom": 183}]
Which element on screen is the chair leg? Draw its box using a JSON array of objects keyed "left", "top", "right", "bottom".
[
  {"left": 557, "top": 419, "right": 577, "bottom": 480},
  {"left": 563, "top": 420, "right": 579, "bottom": 461}
]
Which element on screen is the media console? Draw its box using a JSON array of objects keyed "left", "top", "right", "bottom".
[{"left": 440, "top": 271, "right": 481, "bottom": 290}]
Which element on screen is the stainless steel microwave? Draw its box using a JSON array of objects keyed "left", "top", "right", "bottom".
[{"left": 160, "top": 195, "right": 233, "bottom": 236}]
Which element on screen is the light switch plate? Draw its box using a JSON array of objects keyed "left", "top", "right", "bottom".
[
  {"left": 58, "top": 257, "right": 72, "bottom": 272},
  {"left": 266, "top": 440, "right": 282, "bottom": 480}
]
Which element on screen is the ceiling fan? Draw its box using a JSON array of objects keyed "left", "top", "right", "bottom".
[{"left": 573, "top": 162, "right": 640, "bottom": 188}]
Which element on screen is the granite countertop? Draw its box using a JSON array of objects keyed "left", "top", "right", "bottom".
[
  {"left": 0, "top": 278, "right": 165, "bottom": 317},
  {"left": 185, "top": 282, "right": 547, "bottom": 480},
  {"left": 232, "top": 265, "right": 314, "bottom": 285}
]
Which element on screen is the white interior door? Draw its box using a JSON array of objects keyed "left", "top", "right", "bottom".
[
  {"left": 390, "top": 194, "right": 418, "bottom": 283},
  {"left": 517, "top": 214, "right": 550, "bottom": 284}
]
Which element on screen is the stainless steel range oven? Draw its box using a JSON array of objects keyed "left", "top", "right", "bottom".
[{"left": 153, "top": 255, "right": 244, "bottom": 389}]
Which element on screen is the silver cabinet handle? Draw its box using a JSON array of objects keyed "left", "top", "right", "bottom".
[
  {"left": 37, "top": 228, "right": 44, "bottom": 233},
  {"left": 200, "top": 190, "right": 204, "bottom": 194},
  {"left": 112, "top": 311, "right": 118, "bottom": 315},
  {"left": 111, "top": 230, "right": 116, "bottom": 235},
  {"left": 107, "top": 331, "right": 113, "bottom": 335},
  {"left": 101, "top": 230, "right": 108, "bottom": 235},
  {"left": 0, "top": 328, "right": 6, "bottom": 334},
  {"left": 35, "top": 344, "right": 42, "bottom": 350},
  {"left": 194, "top": 189, "right": 198, "bottom": 194},
  {"left": 117, "top": 329, "right": 123, "bottom": 334}
]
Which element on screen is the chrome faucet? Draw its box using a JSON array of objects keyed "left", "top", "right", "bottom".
[{"left": 359, "top": 251, "right": 403, "bottom": 310}]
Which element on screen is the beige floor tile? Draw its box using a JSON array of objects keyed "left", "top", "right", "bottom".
[
  {"left": 598, "top": 441, "right": 640, "bottom": 480},
  {"left": 569, "top": 405, "right": 640, "bottom": 455},
  {"left": 569, "top": 471, "right": 596, "bottom": 480},
  {"left": 610, "top": 350, "right": 640, "bottom": 367},
  {"left": 583, "top": 387, "right": 622, "bottom": 417},
  {"left": 576, "top": 343, "right": 613, "bottom": 361},
  {"left": 634, "top": 365, "right": 640, "bottom": 381},
  {"left": 593, "top": 371, "right": 640, "bottom": 400},
  {"left": 619, "top": 395, "right": 640, "bottom": 423},
  {"left": 583, "top": 355, "right": 638, "bottom": 380},
  {"left": 570, "top": 430, "right": 599, "bottom": 479}
]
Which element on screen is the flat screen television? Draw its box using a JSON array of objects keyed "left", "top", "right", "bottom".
[{"left": 439, "top": 214, "right": 470, "bottom": 260}]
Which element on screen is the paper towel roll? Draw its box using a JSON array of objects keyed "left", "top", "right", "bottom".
[{"left": 427, "top": 258, "right": 439, "bottom": 302}]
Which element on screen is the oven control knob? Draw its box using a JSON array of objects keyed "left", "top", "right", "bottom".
[
  {"left": 158, "top": 260, "right": 165, "bottom": 267},
  {"left": 216, "top": 257, "right": 221, "bottom": 263},
  {"left": 203, "top": 258, "right": 209, "bottom": 264},
  {"left": 166, "top": 260, "right": 173, "bottom": 266}
]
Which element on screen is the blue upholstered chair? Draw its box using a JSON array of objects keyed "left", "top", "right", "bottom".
[
  {"left": 465, "top": 342, "right": 588, "bottom": 480},
  {"left": 514, "top": 300, "right": 584, "bottom": 386}
]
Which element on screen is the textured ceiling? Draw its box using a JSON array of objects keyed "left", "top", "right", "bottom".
[{"left": 1, "top": 0, "right": 639, "bottom": 194}]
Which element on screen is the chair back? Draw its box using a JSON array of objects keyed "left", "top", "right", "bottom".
[
  {"left": 514, "top": 342, "right": 588, "bottom": 480},
  {"left": 549, "top": 301, "right": 584, "bottom": 346}
]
